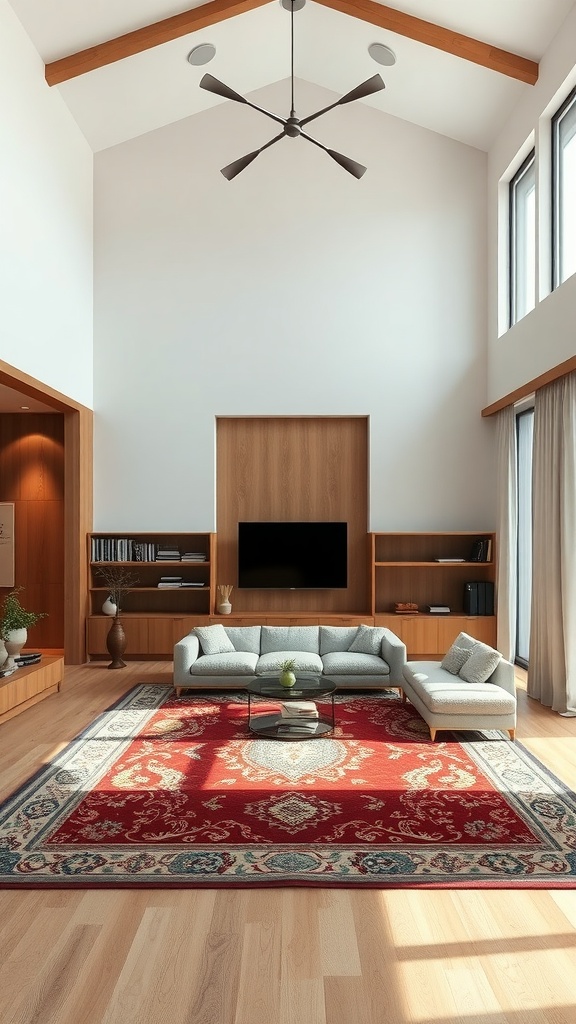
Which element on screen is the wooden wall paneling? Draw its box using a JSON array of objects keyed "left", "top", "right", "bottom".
[
  {"left": 65, "top": 407, "right": 93, "bottom": 664},
  {"left": 216, "top": 417, "right": 369, "bottom": 615},
  {"left": 0, "top": 414, "right": 65, "bottom": 650}
]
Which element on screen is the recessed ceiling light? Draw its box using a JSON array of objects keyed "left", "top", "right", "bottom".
[
  {"left": 368, "top": 42, "right": 397, "bottom": 67},
  {"left": 187, "top": 44, "right": 216, "bottom": 66}
]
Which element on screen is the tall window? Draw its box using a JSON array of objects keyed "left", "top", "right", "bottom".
[
  {"left": 516, "top": 408, "right": 534, "bottom": 666},
  {"left": 509, "top": 151, "right": 536, "bottom": 326},
  {"left": 552, "top": 86, "right": 576, "bottom": 287}
]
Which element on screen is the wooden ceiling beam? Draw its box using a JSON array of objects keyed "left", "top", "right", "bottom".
[
  {"left": 317, "top": 0, "right": 538, "bottom": 85},
  {"left": 44, "top": 0, "right": 270, "bottom": 86},
  {"left": 45, "top": 0, "right": 539, "bottom": 88}
]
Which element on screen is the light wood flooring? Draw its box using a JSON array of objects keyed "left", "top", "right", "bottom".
[{"left": 1, "top": 661, "right": 576, "bottom": 1024}]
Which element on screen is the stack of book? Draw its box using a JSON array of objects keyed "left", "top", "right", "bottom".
[
  {"left": 15, "top": 652, "right": 42, "bottom": 666},
  {"left": 155, "top": 545, "right": 181, "bottom": 561},
  {"left": 276, "top": 701, "right": 319, "bottom": 736},
  {"left": 157, "top": 577, "right": 205, "bottom": 588},
  {"left": 181, "top": 552, "right": 206, "bottom": 562}
]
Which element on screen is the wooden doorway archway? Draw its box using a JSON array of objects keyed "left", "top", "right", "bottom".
[{"left": 0, "top": 359, "right": 93, "bottom": 664}]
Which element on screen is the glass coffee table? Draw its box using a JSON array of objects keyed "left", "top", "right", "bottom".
[{"left": 245, "top": 676, "right": 337, "bottom": 739}]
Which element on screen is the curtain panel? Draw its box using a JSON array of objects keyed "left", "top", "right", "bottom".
[{"left": 528, "top": 372, "right": 576, "bottom": 715}]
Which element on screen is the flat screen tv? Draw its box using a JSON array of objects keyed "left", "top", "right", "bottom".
[{"left": 238, "top": 522, "right": 348, "bottom": 589}]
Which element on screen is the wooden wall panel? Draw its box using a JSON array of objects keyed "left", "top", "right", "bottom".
[
  {"left": 216, "top": 417, "right": 369, "bottom": 614},
  {"left": 0, "top": 415, "right": 64, "bottom": 649}
]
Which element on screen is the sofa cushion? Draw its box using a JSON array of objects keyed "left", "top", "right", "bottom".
[
  {"left": 319, "top": 625, "right": 360, "bottom": 655},
  {"left": 322, "top": 651, "right": 390, "bottom": 676},
  {"left": 348, "top": 624, "right": 385, "bottom": 657},
  {"left": 256, "top": 651, "right": 323, "bottom": 675},
  {"left": 458, "top": 642, "right": 502, "bottom": 684},
  {"left": 190, "top": 652, "right": 258, "bottom": 676},
  {"left": 194, "top": 624, "right": 235, "bottom": 655},
  {"left": 440, "top": 632, "right": 477, "bottom": 674},
  {"left": 222, "top": 626, "right": 261, "bottom": 655},
  {"left": 260, "top": 626, "right": 320, "bottom": 655},
  {"left": 403, "top": 662, "right": 515, "bottom": 715}
]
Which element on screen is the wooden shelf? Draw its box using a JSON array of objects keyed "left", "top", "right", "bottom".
[
  {"left": 370, "top": 532, "right": 497, "bottom": 656},
  {"left": 87, "top": 532, "right": 216, "bottom": 657}
]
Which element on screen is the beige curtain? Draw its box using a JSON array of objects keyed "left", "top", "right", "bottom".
[
  {"left": 528, "top": 373, "right": 576, "bottom": 715},
  {"left": 496, "top": 406, "right": 517, "bottom": 662}
]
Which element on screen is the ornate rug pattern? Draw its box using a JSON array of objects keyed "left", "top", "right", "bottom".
[{"left": 1, "top": 685, "right": 576, "bottom": 888}]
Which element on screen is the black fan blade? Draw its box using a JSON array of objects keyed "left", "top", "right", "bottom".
[
  {"left": 221, "top": 152, "right": 259, "bottom": 180},
  {"left": 200, "top": 73, "right": 287, "bottom": 128},
  {"left": 300, "top": 74, "right": 385, "bottom": 128},
  {"left": 326, "top": 149, "right": 367, "bottom": 179},
  {"left": 221, "top": 131, "right": 285, "bottom": 180},
  {"left": 200, "top": 73, "right": 248, "bottom": 105},
  {"left": 300, "top": 130, "right": 367, "bottom": 179},
  {"left": 339, "top": 74, "right": 385, "bottom": 105}
]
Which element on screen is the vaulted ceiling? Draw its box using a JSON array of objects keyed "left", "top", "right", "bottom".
[{"left": 8, "top": 0, "right": 576, "bottom": 152}]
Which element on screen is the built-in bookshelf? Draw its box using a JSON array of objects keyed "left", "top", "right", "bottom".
[
  {"left": 370, "top": 532, "right": 497, "bottom": 655},
  {"left": 87, "top": 533, "right": 216, "bottom": 658}
]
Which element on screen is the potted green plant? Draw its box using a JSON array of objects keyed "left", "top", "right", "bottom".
[
  {"left": 279, "top": 658, "right": 297, "bottom": 688},
  {"left": 1, "top": 587, "right": 47, "bottom": 667}
]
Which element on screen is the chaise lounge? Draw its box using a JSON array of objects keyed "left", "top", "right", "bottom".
[{"left": 401, "top": 633, "right": 517, "bottom": 741}]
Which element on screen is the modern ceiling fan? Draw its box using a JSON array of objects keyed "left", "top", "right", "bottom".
[{"left": 199, "top": 0, "right": 385, "bottom": 180}]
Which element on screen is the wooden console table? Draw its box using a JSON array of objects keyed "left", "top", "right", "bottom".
[{"left": 0, "top": 655, "right": 64, "bottom": 726}]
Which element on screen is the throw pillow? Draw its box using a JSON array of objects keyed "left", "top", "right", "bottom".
[
  {"left": 348, "top": 624, "right": 386, "bottom": 657},
  {"left": 458, "top": 642, "right": 502, "bottom": 684},
  {"left": 440, "top": 644, "right": 474, "bottom": 675},
  {"left": 194, "top": 624, "right": 235, "bottom": 656}
]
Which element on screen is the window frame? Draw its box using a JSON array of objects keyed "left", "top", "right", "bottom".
[
  {"left": 551, "top": 85, "right": 576, "bottom": 290},
  {"left": 508, "top": 148, "right": 536, "bottom": 328}
]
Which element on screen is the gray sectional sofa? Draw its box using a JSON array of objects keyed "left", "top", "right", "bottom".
[{"left": 173, "top": 623, "right": 407, "bottom": 694}]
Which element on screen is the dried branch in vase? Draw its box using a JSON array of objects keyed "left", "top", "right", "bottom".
[
  {"left": 95, "top": 565, "right": 139, "bottom": 614},
  {"left": 217, "top": 584, "right": 233, "bottom": 602}
]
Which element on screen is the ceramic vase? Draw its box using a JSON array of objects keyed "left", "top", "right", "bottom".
[
  {"left": 4, "top": 627, "right": 27, "bottom": 670},
  {"left": 0, "top": 639, "right": 7, "bottom": 670},
  {"left": 102, "top": 596, "right": 118, "bottom": 616},
  {"left": 106, "top": 616, "right": 127, "bottom": 669},
  {"left": 217, "top": 601, "right": 232, "bottom": 615},
  {"left": 279, "top": 669, "right": 296, "bottom": 688}
]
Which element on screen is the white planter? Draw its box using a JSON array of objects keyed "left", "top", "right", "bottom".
[
  {"left": 102, "top": 596, "right": 118, "bottom": 616},
  {"left": 4, "top": 627, "right": 27, "bottom": 669}
]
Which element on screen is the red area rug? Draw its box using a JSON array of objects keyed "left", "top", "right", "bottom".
[{"left": 1, "top": 685, "right": 576, "bottom": 888}]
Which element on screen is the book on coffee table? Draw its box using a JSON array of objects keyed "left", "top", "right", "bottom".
[{"left": 280, "top": 701, "right": 319, "bottom": 718}]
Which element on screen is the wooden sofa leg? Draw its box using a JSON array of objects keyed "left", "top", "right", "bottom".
[
  {"left": 175, "top": 687, "right": 182, "bottom": 697},
  {"left": 429, "top": 727, "right": 436, "bottom": 741},
  {"left": 508, "top": 728, "right": 516, "bottom": 741}
]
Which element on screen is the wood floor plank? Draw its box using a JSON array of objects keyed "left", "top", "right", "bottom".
[{"left": 0, "top": 661, "right": 575, "bottom": 1023}]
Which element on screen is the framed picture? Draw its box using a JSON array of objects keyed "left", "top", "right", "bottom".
[{"left": 0, "top": 503, "right": 15, "bottom": 588}]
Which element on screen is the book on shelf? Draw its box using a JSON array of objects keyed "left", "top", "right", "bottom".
[
  {"left": 434, "top": 558, "right": 465, "bottom": 563},
  {"left": 280, "top": 701, "right": 319, "bottom": 719},
  {"left": 428, "top": 605, "right": 451, "bottom": 614},
  {"left": 181, "top": 553, "right": 207, "bottom": 561},
  {"left": 470, "top": 538, "right": 492, "bottom": 562}
]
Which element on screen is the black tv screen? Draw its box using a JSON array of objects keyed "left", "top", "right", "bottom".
[{"left": 238, "top": 522, "right": 348, "bottom": 589}]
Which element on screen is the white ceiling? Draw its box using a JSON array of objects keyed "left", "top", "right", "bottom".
[{"left": 8, "top": 0, "right": 576, "bottom": 153}]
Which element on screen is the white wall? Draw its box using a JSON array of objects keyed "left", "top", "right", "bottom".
[
  {"left": 487, "top": 3, "right": 576, "bottom": 405},
  {"left": 0, "top": 0, "right": 93, "bottom": 407},
  {"left": 94, "top": 79, "right": 492, "bottom": 532}
]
